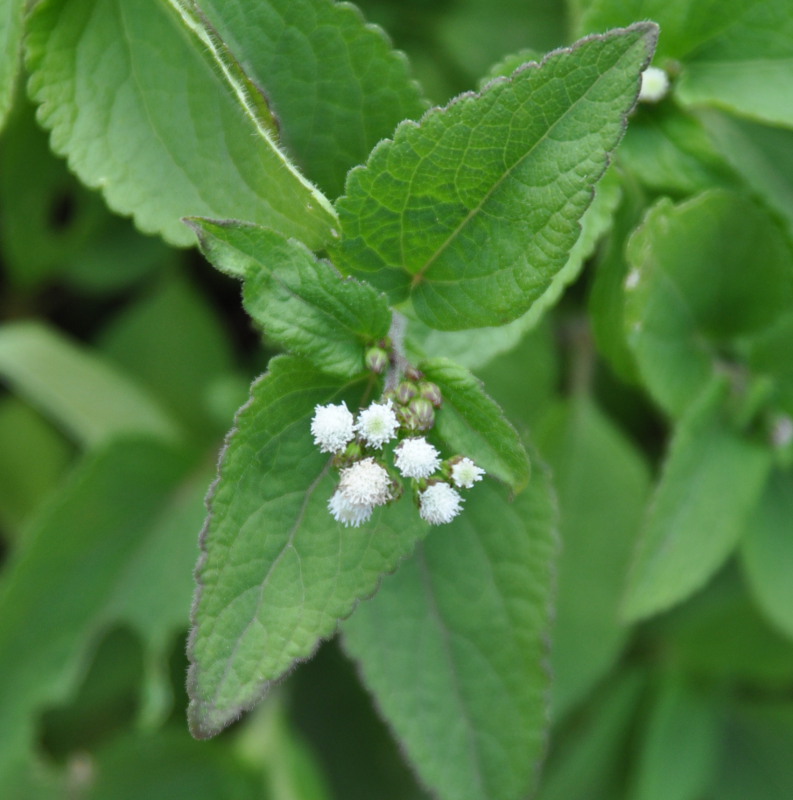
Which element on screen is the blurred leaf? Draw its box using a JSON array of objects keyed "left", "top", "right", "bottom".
[
  {"left": 342, "top": 463, "right": 558, "bottom": 800},
  {"left": 333, "top": 25, "right": 657, "bottom": 329},
  {"left": 701, "top": 111, "right": 793, "bottom": 241},
  {"left": 629, "top": 676, "right": 720, "bottom": 800},
  {"left": 651, "top": 564, "right": 793, "bottom": 686},
  {"left": 618, "top": 102, "right": 735, "bottom": 195},
  {"left": 197, "top": 0, "right": 428, "bottom": 198},
  {"left": 99, "top": 271, "right": 234, "bottom": 438},
  {"left": 0, "top": 321, "right": 179, "bottom": 447},
  {"left": 421, "top": 358, "right": 531, "bottom": 491},
  {"left": 0, "top": 439, "right": 190, "bottom": 786},
  {"left": 537, "top": 396, "right": 650, "bottom": 717},
  {"left": 189, "top": 219, "right": 391, "bottom": 378},
  {"left": 84, "top": 730, "right": 259, "bottom": 800},
  {"left": 623, "top": 380, "right": 773, "bottom": 622},
  {"left": 536, "top": 671, "right": 645, "bottom": 800},
  {"left": 188, "top": 356, "right": 429, "bottom": 738},
  {"left": 479, "top": 48, "right": 544, "bottom": 86},
  {"left": 578, "top": 0, "right": 793, "bottom": 128},
  {"left": 26, "top": 0, "right": 335, "bottom": 249},
  {"left": 0, "top": 398, "right": 72, "bottom": 539},
  {"left": 707, "top": 702, "right": 793, "bottom": 799},
  {"left": 0, "top": 0, "right": 24, "bottom": 131},
  {"left": 740, "top": 470, "right": 793, "bottom": 640},
  {"left": 625, "top": 189, "right": 793, "bottom": 418}
]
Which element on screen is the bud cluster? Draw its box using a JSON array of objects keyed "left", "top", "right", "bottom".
[{"left": 310, "top": 378, "right": 485, "bottom": 528}]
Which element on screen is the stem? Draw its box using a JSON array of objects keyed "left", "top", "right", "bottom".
[{"left": 385, "top": 311, "right": 410, "bottom": 393}]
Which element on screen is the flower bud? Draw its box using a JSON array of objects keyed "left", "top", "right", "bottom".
[
  {"left": 396, "top": 381, "right": 418, "bottom": 404},
  {"left": 418, "top": 381, "right": 442, "bottom": 408},
  {"left": 409, "top": 397, "right": 435, "bottom": 431},
  {"left": 365, "top": 346, "right": 389, "bottom": 374},
  {"left": 405, "top": 366, "right": 424, "bottom": 383},
  {"left": 397, "top": 404, "right": 418, "bottom": 430}
]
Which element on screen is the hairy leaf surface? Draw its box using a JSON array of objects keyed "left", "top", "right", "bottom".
[
  {"left": 196, "top": 0, "right": 428, "bottom": 198},
  {"left": 342, "top": 466, "right": 558, "bottom": 800},
  {"left": 189, "top": 220, "right": 391, "bottom": 379},
  {"left": 188, "top": 356, "right": 429, "bottom": 738},
  {"left": 421, "top": 358, "right": 530, "bottom": 491},
  {"left": 334, "top": 24, "right": 657, "bottom": 329},
  {"left": 26, "top": 0, "right": 335, "bottom": 248}
]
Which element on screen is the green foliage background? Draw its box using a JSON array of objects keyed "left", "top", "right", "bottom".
[{"left": 1, "top": 0, "right": 793, "bottom": 799}]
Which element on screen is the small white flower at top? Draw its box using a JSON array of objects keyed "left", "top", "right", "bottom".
[
  {"left": 356, "top": 399, "right": 399, "bottom": 448},
  {"left": 394, "top": 437, "right": 441, "bottom": 479},
  {"left": 311, "top": 401, "right": 355, "bottom": 453},
  {"left": 419, "top": 482, "right": 463, "bottom": 525},
  {"left": 638, "top": 66, "right": 669, "bottom": 103},
  {"left": 451, "top": 457, "right": 485, "bottom": 489}
]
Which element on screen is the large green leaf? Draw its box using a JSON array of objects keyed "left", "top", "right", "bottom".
[
  {"left": 195, "top": 0, "right": 428, "bottom": 198},
  {"left": 188, "top": 356, "right": 430, "bottom": 738},
  {"left": 341, "top": 464, "right": 558, "bottom": 800},
  {"left": 26, "top": 0, "right": 335, "bottom": 248},
  {"left": 537, "top": 397, "right": 650, "bottom": 718},
  {"left": 0, "top": 439, "right": 192, "bottom": 786},
  {"left": 622, "top": 380, "right": 773, "bottom": 622},
  {"left": 740, "top": 470, "right": 793, "bottom": 641},
  {"left": 333, "top": 24, "right": 657, "bottom": 330},
  {"left": 0, "top": 321, "right": 179, "bottom": 447},
  {"left": 577, "top": 0, "right": 793, "bottom": 128},
  {"left": 0, "top": 0, "right": 24, "bottom": 131},
  {"left": 625, "top": 189, "right": 793, "bottom": 419},
  {"left": 421, "top": 358, "right": 530, "bottom": 491},
  {"left": 189, "top": 220, "right": 391, "bottom": 379}
]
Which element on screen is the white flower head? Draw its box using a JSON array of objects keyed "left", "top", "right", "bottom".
[
  {"left": 328, "top": 491, "right": 373, "bottom": 528},
  {"left": 356, "top": 399, "right": 399, "bottom": 448},
  {"left": 419, "top": 482, "right": 463, "bottom": 525},
  {"left": 451, "top": 457, "right": 485, "bottom": 489},
  {"left": 639, "top": 66, "right": 670, "bottom": 103},
  {"left": 338, "top": 457, "right": 392, "bottom": 508},
  {"left": 394, "top": 437, "right": 441, "bottom": 479},
  {"left": 311, "top": 401, "right": 355, "bottom": 454}
]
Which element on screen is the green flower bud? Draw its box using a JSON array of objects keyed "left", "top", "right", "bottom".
[
  {"left": 409, "top": 397, "right": 435, "bottom": 431},
  {"left": 396, "top": 381, "right": 418, "bottom": 404},
  {"left": 365, "top": 346, "right": 389, "bottom": 374},
  {"left": 418, "top": 380, "right": 442, "bottom": 407}
]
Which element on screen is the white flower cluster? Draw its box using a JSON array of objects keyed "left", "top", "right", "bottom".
[{"left": 311, "top": 397, "right": 485, "bottom": 528}]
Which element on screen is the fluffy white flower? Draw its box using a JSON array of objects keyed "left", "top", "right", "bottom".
[
  {"left": 328, "top": 491, "right": 373, "bottom": 528},
  {"left": 638, "top": 66, "right": 669, "bottom": 103},
  {"left": 451, "top": 457, "right": 485, "bottom": 489},
  {"left": 338, "top": 457, "right": 392, "bottom": 507},
  {"left": 311, "top": 402, "right": 355, "bottom": 453},
  {"left": 356, "top": 399, "right": 399, "bottom": 448},
  {"left": 419, "top": 482, "right": 463, "bottom": 525},
  {"left": 394, "top": 437, "right": 441, "bottom": 479}
]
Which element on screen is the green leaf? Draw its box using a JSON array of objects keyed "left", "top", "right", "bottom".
[
  {"left": 0, "top": 439, "right": 191, "bottom": 785},
  {"left": 699, "top": 111, "right": 793, "bottom": 242},
  {"left": 188, "top": 356, "right": 430, "bottom": 738},
  {"left": 577, "top": 0, "right": 793, "bottom": 128},
  {"left": 420, "top": 358, "right": 530, "bottom": 491},
  {"left": 629, "top": 677, "right": 720, "bottom": 800},
  {"left": 537, "top": 397, "right": 650, "bottom": 718},
  {"left": 622, "top": 380, "right": 773, "bottom": 622},
  {"left": 98, "top": 271, "right": 234, "bottom": 439},
  {"left": 341, "top": 464, "right": 558, "bottom": 800},
  {"left": 0, "top": 0, "right": 24, "bottom": 131},
  {"left": 0, "top": 321, "right": 179, "bottom": 446},
  {"left": 0, "top": 398, "right": 72, "bottom": 540},
  {"left": 625, "top": 189, "right": 793, "bottom": 418},
  {"left": 188, "top": 219, "right": 391, "bottom": 379},
  {"left": 26, "top": 0, "right": 335, "bottom": 248},
  {"left": 333, "top": 24, "right": 657, "bottom": 330},
  {"left": 740, "top": 470, "right": 793, "bottom": 640},
  {"left": 406, "top": 162, "right": 621, "bottom": 370},
  {"left": 195, "top": 0, "right": 428, "bottom": 198},
  {"left": 618, "top": 103, "right": 735, "bottom": 196}
]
